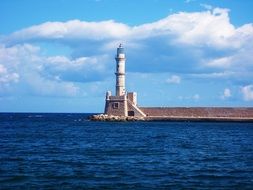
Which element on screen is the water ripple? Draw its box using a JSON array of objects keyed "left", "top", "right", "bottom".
[{"left": 0, "top": 113, "right": 253, "bottom": 189}]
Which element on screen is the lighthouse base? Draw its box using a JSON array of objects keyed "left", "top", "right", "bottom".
[{"left": 104, "top": 92, "right": 146, "bottom": 117}]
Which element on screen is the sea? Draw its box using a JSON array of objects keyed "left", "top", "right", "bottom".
[{"left": 0, "top": 113, "right": 253, "bottom": 190}]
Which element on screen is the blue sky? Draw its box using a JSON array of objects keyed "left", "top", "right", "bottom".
[{"left": 1, "top": 0, "right": 253, "bottom": 113}]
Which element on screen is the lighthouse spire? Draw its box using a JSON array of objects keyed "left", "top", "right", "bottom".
[{"left": 115, "top": 43, "right": 126, "bottom": 96}]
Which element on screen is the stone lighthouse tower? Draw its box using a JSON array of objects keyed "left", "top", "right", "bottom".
[
  {"left": 104, "top": 44, "right": 146, "bottom": 117},
  {"left": 115, "top": 44, "right": 126, "bottom": 96}
]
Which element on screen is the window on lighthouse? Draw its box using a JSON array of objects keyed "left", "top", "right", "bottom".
[{"left": 112, "top": 102, "right": 119, "bottom": 109}]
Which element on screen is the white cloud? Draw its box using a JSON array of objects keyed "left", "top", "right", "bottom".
[
  {"left": 4, "top": 7, "right": 252, "bottom": 70},
  {"left": 224, "top": 88, "right": 231, "bottom": 97},
  {"left": 0, "top": 44, "right": 40, "bottom": 68},
  {"left": 3, "top": 8, "right": 247, "bottom": 49},
  {"left": 200, "top": 4, "right": 213, "bottom": 10},
  {"left": 5, "top": 20, "right": 130, "bottom": 45},
  {"left": 0, "top": 67, "right": 19, "bottom": 83},
  {"left": 206, "top": 56, "right": 233, "bottom": 68},
  {"left": 0, "top": 44, "right": 38, "bottom": 93},
  {"left": 1, "top": 7, "right": 253, "bottom": 99},
  {"left": 0, "top": 63, "right": 19, "bottom": 83},
  {"left": 44, "top": 54, "right": 109, "bottom": 82},
  {"left": 185, "top": 0, "right": 195, "bottom": 3},
  {"left": 241, "top": 85, "right": 253, "bottom": 101},
  {"left": 0, "top": 43, "right": 107, "bottom": 96},
  {"left": 128, "top": 8, "right": 234, "bottom": 48},
  {"left": 0, "top": 64, "right": 19, "bottom": 94},
  {"left": 45, "top": 55, "right": 105, "bottom": 72},
  {"left": 221, "top": 88, "right": 231, "bottom": 99},
  {"left": 26, "top": 73, "right": 80, "bottom": 97},
  {"left": 166, "top": 75, "right": 181, "bottom": 84}
]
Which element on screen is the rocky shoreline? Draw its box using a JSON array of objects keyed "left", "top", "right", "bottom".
[
  {"left": 90, "top": 114, "right": 253, "bottom": 122},
  {"left": 90, "top": 114, "right": 145, "bottom": 121}
]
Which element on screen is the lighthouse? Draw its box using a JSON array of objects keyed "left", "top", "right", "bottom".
[
  {"left": 104, "top": 44, "right": 146, "bottom": 117},
  {"left": 115, "top": 44, "right": 126, "bottom": 96}
]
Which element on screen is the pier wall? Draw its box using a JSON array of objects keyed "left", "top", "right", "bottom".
[{"left": 140, "top": 107, "right": 253, "bottom": 118}]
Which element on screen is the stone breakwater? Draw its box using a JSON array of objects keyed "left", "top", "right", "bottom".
[
  {"left": 90, "top": 114, "right": 145, "bottom": 121},
  {"left": 90, "top": 114, "right": 253, "bottom": 122}
]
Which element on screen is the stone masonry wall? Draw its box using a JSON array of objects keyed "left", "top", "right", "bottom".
[
  {"left": 140, "top": 107, "right": 253, "bottom": 118},
  {"left": 127, "top": 100, "right": 145, "bottom": 117},
  {"left": 104, "top": 96, "right": 127, "bottom": 116}
]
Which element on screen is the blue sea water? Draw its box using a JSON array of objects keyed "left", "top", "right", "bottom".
[{"left": 0, "top": 113, "right": 253, "bottom": 189}]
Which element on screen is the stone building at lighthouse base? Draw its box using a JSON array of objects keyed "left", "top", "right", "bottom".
[{"left": 104, "top": 91, "right": 146, "bottom": 117}]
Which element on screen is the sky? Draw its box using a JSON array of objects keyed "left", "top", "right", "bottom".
[{"left": 1, "top": 0, "right": 253, "bottom": 113}]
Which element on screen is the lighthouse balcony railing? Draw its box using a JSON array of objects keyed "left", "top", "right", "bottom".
[
  {"left": 108, "top": 95, "right": 126, "bottom": 101},
  {"left": 115, "top": 72, "right": 125, "bottom": 75}
]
